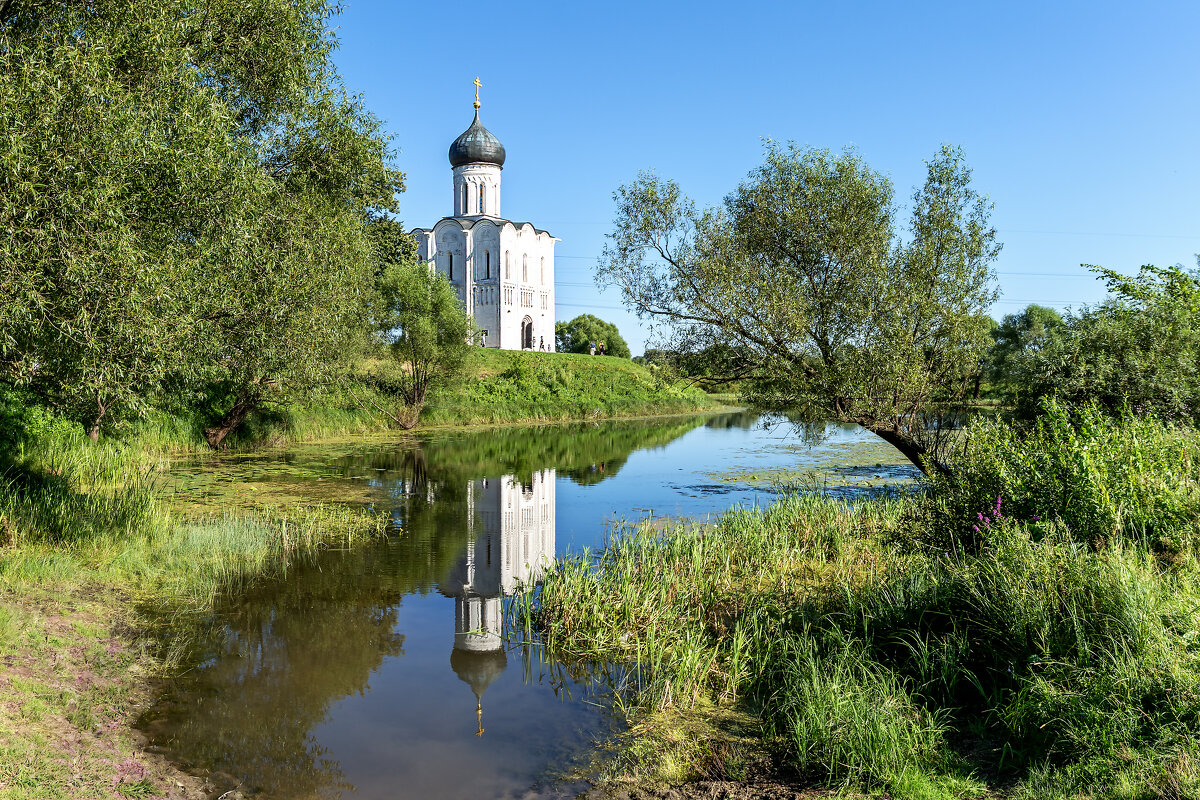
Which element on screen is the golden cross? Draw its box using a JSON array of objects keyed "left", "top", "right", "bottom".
[{"left": 473, "top": 77, "right": 482, "bottom": 109}]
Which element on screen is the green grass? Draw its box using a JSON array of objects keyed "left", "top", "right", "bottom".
[
  {"left": 97, "top": 349, "right": 716, "bottom": 453},
  {"left": 516, "top": 408, "right": 1200, "bottom": 798},
  {"left": 419, "top": 349, "right": 713, "bottom": 426},
  {"left": 0, "top": 409, "right": 393, "bottom": 796}
]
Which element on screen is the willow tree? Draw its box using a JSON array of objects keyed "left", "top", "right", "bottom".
[
  {"left": 598, "top": 143, "right": 1000, "bottom": 474},
  {"left": 0, "top": 0, "right": 403, "bottom": 443}
]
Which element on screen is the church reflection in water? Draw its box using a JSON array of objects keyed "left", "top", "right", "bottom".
[{"left": 437, "top": 469, "right": 556, "bottom": 736}]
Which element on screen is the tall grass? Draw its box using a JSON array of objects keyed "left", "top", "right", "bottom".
[
  {"left": 922, "top": 398, "right": 1200, "bottom": 552},
  {"left": 519, "top": 409, "right": 1200, "bottom": 797},
  {"left": 1, "top": 406, "right": 391, "bottom": 613}
]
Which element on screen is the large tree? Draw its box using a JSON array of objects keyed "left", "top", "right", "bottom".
[
  {"left": 554, "top": 314, "right": 631, "bottom": 358},
  {"left": 985, "top": 304, "right": 1065, "bottom": 402},
  {"left": 0, "top": 0, "right": 403, "bottom": 443},
  {"left": 597, "top": 142, "right": 1000, "bottom": 474}
]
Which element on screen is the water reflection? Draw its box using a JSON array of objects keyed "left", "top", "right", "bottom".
[
  {"left": 146, "top": 411, "right": 920, "bottom": 799},
  {"left": 439, "top": 472, "right": 556, "bottom": 737},
  {"left": 147, "top": 415, "right": 720, "bottom": 800}
]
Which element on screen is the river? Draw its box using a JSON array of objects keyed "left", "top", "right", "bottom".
[{"left": 142, "top": 411, "right": 917, "bottom": 799}]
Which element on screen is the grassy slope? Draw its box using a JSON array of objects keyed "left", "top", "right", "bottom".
[
  {"left": 127, "top": 349, "right": 716, "bottom": 453},
  {"left": 421, "top": 349, "right": 713, "bottom": 426}
]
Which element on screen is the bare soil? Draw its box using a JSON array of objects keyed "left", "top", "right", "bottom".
[{"left": 586, "top": 780, "right": 831, "bottom": 799}]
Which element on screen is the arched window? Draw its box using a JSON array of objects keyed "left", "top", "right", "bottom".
[
  {"left": 460, "top": 184, "right": 467, "bottom": 215},
  {"left": 485, "top": 251, "right": 491, "bottom": 280},
  {"left": 540, "top": 257, "right": 544, "bottom": 284},
  {"left": 505, "top": 251, "right": 510, "bottom": 280},
  {"left": 522, "top": 254, "right": 528, "bottom": 282},
  {"left": 448, "top": 252, "right": 454, "bottom": 281},
  {"left": 478, "top": 184, "right": 484, "bottom": 214}
]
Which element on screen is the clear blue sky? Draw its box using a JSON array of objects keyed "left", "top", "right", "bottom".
[{"left": 330, "top": 0, "right": 1200, "bottom": 355}]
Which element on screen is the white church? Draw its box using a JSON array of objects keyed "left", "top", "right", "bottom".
[{"left": 410, "top": 84, "right": 558, "bottom": 351}]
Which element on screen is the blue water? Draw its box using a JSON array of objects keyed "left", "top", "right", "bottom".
[{"left": 145, "top": 411, "right": 916, "bottom": 799}]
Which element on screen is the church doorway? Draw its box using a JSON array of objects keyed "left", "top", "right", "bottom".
[{"left": 520, "top": 317, "right": 534, "bottom": 350}]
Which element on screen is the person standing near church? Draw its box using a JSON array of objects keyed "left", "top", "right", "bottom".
[{"left": 589, "top": 341, "right": 596, "bottom": 355}]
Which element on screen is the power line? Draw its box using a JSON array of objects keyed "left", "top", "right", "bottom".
[
  {"left": 559, "top": 256, "right": 1135, "bottom": 279},
  {"left": 999, "top": 228, "right": 1200, "bottom": 240},
  {"left": 533, "top": 220, "right": 1200, "bottom": 240}
]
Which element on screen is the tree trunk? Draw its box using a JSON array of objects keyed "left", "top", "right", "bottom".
[
  {"left": 204, "top": 395, "right": 260, "bottom": 450},
  {"left": 87, "top": 397, "right": 110, "bottom": 442},
  {"left": 862, "top": 424, "right": 953, "bottom": 480}
]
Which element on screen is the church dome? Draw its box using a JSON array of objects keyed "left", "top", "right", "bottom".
[{"left": 448, "top": 110, "right": 506, "bottom": 168}]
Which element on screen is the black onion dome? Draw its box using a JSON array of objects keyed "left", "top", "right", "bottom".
[{"left": 448, "top": 110, "right": 506, "bottom": 168}]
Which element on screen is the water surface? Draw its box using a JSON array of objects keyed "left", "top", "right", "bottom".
[{"left": 145, "top": 412, "right": 917, "bottom": 799}]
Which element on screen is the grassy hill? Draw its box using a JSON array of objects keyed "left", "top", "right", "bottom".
[
  {"left": 108, "top": 349, "right": 716, "bottom": 452},
  {"left": 419, "top": 348, "right": 712, "bottom": 426}
]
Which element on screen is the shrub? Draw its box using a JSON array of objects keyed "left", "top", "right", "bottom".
[{"left": 922, "top": 398, "right": 1200, "bottom": 552}]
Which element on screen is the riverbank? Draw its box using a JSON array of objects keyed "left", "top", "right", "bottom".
[
  {"left": 120, "top": 349, "right": 716, "bottom": 454},
  {"left": 0, "top": 582, "right": 209, "bottom": 799},
  {"left": 0, "top": 419, "right": 393, "bottom": 797},
  {"left": 521, "top": 403, "right": 1200, "bottom": 799}
]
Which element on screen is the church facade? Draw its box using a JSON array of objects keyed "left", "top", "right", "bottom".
[{"left": 410, "top": 91, "right": 557, "bottom": 351}]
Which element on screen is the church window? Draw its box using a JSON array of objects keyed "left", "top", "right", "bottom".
[
  {"left": 485, "top": 251, "right": 491, "bottom": 280},
  {"left": 505, "top": 251, "right": 510, "bottom": 280},
  {"left": 478, "top": 185, "right": 484, "bottom": 214},
  {"left": 522, "top": 254, "right": 528, "bottom": 282},
  {"left": 448, "top": 253, "right": 454, "bottom": 281},
  {"left": 540, "top": 257, "right": 544, "bottom": 284},
  {"left": 460, "top": 183, "right": 467, "bottom": 214}
]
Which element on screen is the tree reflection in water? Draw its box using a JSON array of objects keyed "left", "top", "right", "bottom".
[{"left": 144, "top": 414, "right": 714, "bottom": 799}]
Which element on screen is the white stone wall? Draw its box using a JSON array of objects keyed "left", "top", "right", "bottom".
[
  {"left": 411, "top": 217, "right": 556, "bottom": 352},
  {"left": 452, "top": 163, "right": 502, "bottom": 218},
  {"left": 496, "top": 223, "right": 556, "bottom": 352}
]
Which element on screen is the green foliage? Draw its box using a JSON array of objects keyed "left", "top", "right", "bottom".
[
  {"left": 922, "top": 398, "right": 1200, "bottom": 551},
  {"left": 375, "top": 261, "right": 477, "bottom": 408},
  {"left": 598, "top": 141, "right": 1001, "bottom": 473},
  {"left": 555, "top": 314, "right": 631, "bottom": 358},
  {"left": 985, "top": 304, "right": 1065, "bottom": 401},
  {"left": 365, "top": 212, "right": 419, "bottom": 285},
  {"left": 0, "top": 0, "right": 403, "bottom": 441},
  {"left": 1011, "top": 263, "right": 1200, "bottom": 424}
]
